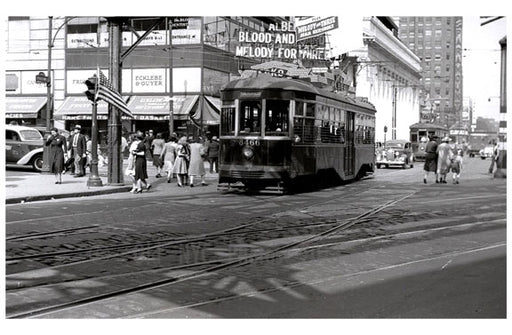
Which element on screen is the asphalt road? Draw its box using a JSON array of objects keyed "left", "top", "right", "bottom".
[{"left": 5, "top": 157, "right": 507, "bottom": 322}]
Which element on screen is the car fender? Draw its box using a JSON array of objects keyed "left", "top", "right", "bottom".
[{"left": 16, "top": 147, "right": 44, "bottom": 165}]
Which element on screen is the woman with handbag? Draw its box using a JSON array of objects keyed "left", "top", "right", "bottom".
[
  {"left": 125, "top": 134, "right": 139, "bottom": 193},
  {"left": 45, "top": 127, "right": 68, "bottom": 184},
  {"left": 172, "top": 136, "right": 190, "bottom": 187}
]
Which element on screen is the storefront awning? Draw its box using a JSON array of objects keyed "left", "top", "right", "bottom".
[
  {"left": 5, "top": 96, "right": 47, "bottom": 118},
  {"left": 127, "top": 96, "right": 170, "bottom": 121},
  {"left": 171, "top": 95, "right": 199, "bottom": 120},
  {"left": 55, "top": 96, "right": 109, "bottom": 120},
  {"left": 190, "top": 95, "right": 220, "bottom": 125}
]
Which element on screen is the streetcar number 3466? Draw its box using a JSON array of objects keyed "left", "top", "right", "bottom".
[{"left": 239, "top": 139, "right": 260, "bottom": 146}]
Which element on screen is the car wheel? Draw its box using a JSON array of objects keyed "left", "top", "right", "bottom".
[
  {"left": 481, "top": 157, "right": 485, "bottom": 160},
  {"left": 32, "top": 154, "right": 44, "bottom": 172},
  {"left": 376, "top": 164, "right": 381, "bottom": 169}
]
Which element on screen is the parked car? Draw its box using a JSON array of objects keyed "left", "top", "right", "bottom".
[
  {"left": 479, "top": 145, "right": 495, "bottom": 160},
  {"left": 376, "top": 139, "right": 414, "bottom": 169},
  {"left": 5, "top": 124, "right": 45, "bottom": 171},
  {"left": 32, "top": 126, "right": 70, "bottom": 140}
]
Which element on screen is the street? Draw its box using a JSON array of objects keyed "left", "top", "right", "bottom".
[{"left": 5, "top": 157, "right": 506, "bottom": 320}]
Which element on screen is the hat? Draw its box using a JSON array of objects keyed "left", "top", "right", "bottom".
[
  {"left": 74, "top": 125, "right": 82, "bottom": 130},
  {"left": 442, "top": 136, "right": 451, "bottom": 142},
  {"left": 212, "top": 136, "right": 218, "bottom": 140}
]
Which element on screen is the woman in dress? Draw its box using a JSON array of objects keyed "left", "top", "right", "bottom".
[
  {"left": 151, "top": 132, "right": 165, "bottom": 178},
  {"left": 436, "top": 137, "right": 454, "bottom": 184},
  {"left": 188, "top": 137, "right": 207, "bottom": 187},
  {"left": 45, "top": 127, "right": 68, "bottom": 184},
  {"left": 125, "top": 134, "right": 140, "bottom": 193},
  {"left": 172, "top": 136, "right": 190, "bottom": 187},
  {"left": 132, "top": 132, "right": 152, "bottom": 193},
  {"left": 423, "top": 136, "right": 439, "bottom": 184},
  {"left": 160, "top": 135, "right": 178, "bottom": 183}
]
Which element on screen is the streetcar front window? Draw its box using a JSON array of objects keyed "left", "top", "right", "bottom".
[
  {"left": 221, "top": 107, "right": 235, "bottom": 135},
  {"left": 239, "top": 100, "right": 261, "bottom": 135},
  {"left": 265, "top": 100, "right": 289, "bottom": 136}
]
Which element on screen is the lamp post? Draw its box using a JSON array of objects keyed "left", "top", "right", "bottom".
[{"left": 168, "top": 18, "right": 174, "bottom": 136}]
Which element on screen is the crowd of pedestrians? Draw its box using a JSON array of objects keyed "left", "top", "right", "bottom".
[
  {"left": 124, "top": 130, "right": 220, "bottom": 193},
  {"left": 44, "top": 125, "right": 219, "bottom": 192},
  {"left": 423, "top": 136, "right": 464, "bottom": 184}
]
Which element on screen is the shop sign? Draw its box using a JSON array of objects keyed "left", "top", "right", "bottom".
[
  {"left": 171, "top": 17, "right": 201, "bottom": 44},
  {"left": 6, "top": 113, "right": 38, "bottom": 119},
  {"left": 126, "top": 115, "right": 170, "bottom": 120},
  {"left": 296, "top": 16, "right": 339, "bottom": 41},
  {"left": 235, "top": 21, "right": 326, "bottom": 60},
  {"left": 63, "top": 115, "right": 108, "bottom": 120},
  {"left": 132, "top": 69, "right": 166, "bottom": 93},
  {"left": 136, "top": 30, "right": 167, "bottom": 46}
]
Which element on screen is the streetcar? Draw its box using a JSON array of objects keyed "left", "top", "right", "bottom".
[
  {"left": 409, "top": 123, "right": 449, "bottom": 161},
  {"left": 218, "top": 76, "right": 377, "bottom": 192}
]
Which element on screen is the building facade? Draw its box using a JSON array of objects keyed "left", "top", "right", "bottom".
[
  {"left": 5, "top": 16, "right": 282, "bottom": 143},
  {"left": 350, "top": 17, "right": 422, "bottom": 142},
  {"left": 398, "top": 16, "right": 464, "bottom": 129}
]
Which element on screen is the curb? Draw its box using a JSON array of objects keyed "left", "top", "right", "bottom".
[{"left": 5, "top": 185, "right": 133, "bottom": 205}]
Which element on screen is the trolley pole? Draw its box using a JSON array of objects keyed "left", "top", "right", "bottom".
[{"left": 107, "top": 18, "right": 124, "bottom": 185}]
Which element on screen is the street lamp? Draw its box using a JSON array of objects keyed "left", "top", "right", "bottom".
[{"left": 42, "top": 16, "right": 77, "bottom": 173}]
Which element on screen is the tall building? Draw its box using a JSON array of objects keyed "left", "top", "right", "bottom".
[{"left": 398, "top": 16, "right": 463, "bottom": 128}]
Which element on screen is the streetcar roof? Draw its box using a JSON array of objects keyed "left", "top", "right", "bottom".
[
  {"left": 222, "top": 76, "right": 376, "bottom": 113},
  {"left": 409, "top": 122, "right": 448, "bottom": 131}
]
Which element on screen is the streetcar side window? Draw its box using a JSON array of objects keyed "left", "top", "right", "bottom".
[
  {"left": 265, "top": 99, "right": 289, "bottom": 136},
  {"left": 239, "top": 100, "right": 261, "bottom": 135},
  {"left": 221, "top": 107, "right": 235, "bottom": 135}
]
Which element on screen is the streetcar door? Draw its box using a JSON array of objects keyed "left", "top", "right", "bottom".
[{"left": 344, "top": 111, "right": 355, "bottom": 176}]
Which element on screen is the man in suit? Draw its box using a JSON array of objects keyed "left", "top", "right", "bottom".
[{"left": 69, "top": 125, "right": 87, "bottom": 177}]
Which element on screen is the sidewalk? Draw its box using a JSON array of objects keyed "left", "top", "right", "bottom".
[{"left": 5, "top": 160, "right": 219, "bottom": 204}]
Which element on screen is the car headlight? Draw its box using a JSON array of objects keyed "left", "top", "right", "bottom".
[
  {"left": 242, "top": 146, "right": 254, "bottom": 160},
  {"left": 398, "top": 156, "right": 405, "bottom": 162}
]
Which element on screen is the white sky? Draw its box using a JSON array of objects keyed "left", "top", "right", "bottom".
[{"left": 462, "top": 16, "right": 506, "bottom": 120}]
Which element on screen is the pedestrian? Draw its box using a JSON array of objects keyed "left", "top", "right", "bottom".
[
  {"left": 172, "top": 136, "right": 190, "bottom": 187},
  {"left": 69, "top": 125, "right": 87, "bottom": 177},
  {"left": 437, "top": 136, "right": 453, "bottom": 184},
  {"left": 45, "top": 127, "right": 68, "bottom": 184},
  {"left": 144, "top": 129, "right": 155, "bottom": 161},
  {"left": 207, "top": 136, "right": 220, "bottom": 173},
  {"left": 450, "top": 149, "right": 464, "bottom": 184},
  {"left": 423, "top": 135, "right": 439, "bottom": 184},
  {"left": 488, "top": 140, "right": 499, "bottom": 174},
  {"left": 151, "top": 132, "right": 166, "bottom": 178},
  {"left": 125, "top": 134, "right": 139, "bottom": 193},
  {"left": 85, "top": 134, "right": 92, "bottom": 172},
  {"left": 188, "top": 137, "right": 207, "bottom": 187},
  {"left": 160, "top": 135, "right": 178, "bottom": 183},
  {"left": 132, "top": 131, "right": 152, "bottom": 193},
  {"left": 121, "top": 134, "right": 128, "bottom": 158}
]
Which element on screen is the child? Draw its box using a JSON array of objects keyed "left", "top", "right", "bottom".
[{"left": 450, "top": 149, "right": 463, "bottom": 184}]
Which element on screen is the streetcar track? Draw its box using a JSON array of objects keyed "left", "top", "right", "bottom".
[
  {"left": 7, "top": 191, "right": 415, "bottom": 319},
  {"left": 7, "top": 216, "right": 505, "bottom": 292}
]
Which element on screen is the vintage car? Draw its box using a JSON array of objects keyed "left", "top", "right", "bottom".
[
  {"left": 376, "top": 139, "right": 414, "bottom": 169},
  {"left": 5, "top": 124, "right": 45, "bottom": 171},
  {"left": 479, "top": 145, "right": 495, "bottom": 160}
]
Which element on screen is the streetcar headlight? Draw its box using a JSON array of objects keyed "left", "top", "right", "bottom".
[
  {"left": 242, "top": 146, "right": 254, "bottom": 160},
  {"left": 294, "top": 135, "right": 301, "bottom": 143}
]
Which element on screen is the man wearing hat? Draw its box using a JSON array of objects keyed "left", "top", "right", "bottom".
[{"left": 69, "top": 125, "right": 87, "bottom": 177}]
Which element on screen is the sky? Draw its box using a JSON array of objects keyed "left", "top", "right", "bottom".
[{"left": 462, "top": 16, "right": 507, "bottom": 120}]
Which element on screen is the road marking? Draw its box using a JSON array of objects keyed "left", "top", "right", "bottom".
[{"left": 441, "top": 259, "right": 452, "bottom": 270}]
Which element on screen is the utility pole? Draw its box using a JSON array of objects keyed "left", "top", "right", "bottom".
[
  {"left": 168, "top": 18, "right": 174, "bottom": 136},
  {"left": 107, "top": 18, "right": 124, "bottom": 185},
  {"left": 494, "top": 36, "right": 507, "bottom": 178},
  {"left": 42, "top": 16, "right": 53, "bottom": 174}
]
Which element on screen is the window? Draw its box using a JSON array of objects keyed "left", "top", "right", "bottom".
[
  {"left": 265, "top": 100, "right": 289, "bottom": 136},
  {"left": 239, "top": 100, "right": 261, "bottom": 134},
  {"left": 8, "top": 17, "right": 30, "bottom": 52},
  {"left": 221, "top": 106, "right": 235, "bottom": 135}
]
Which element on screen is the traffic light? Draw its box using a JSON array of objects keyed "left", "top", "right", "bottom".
[{"left": 84, "top": 75, "right": 97, "bottom": 101}]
